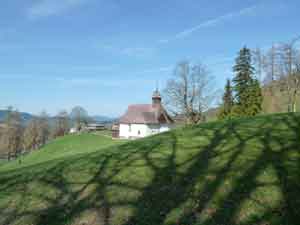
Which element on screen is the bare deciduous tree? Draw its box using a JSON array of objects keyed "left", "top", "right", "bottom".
[
  {"left": 252, "top": 47, "right": 265, "bottom": 83},
  {"left": 164, "top": 61, "right": 219, "bottom": 124},
  {"left": 70, "top": 106, "right": 88, "bottom": 131},
  {"left": 3, "top": 107, "right": 23, "bottom": 159},
  {"left": 263, "top": 44, "right": 282, "bottom": 84},
  {"left": 53, "top": 110, "right": 69, "bottom": 138},
  {"left": 256, "top": 37, "right": 300, "bottom": 113},
  {"left": 36, "top": 111, "right": 50, "bottom": 146},
  {"left": 277, "top": 37, "right": 300, "bottom": 112},
  {"left": 23, "top": 118, "right": 39, "bottom": 151},
  {"left": 258, "top": 45, "right": 281, "bottom": 113},
  {"left": 23, "top": 111, "right": 50, "bottom": 151}
]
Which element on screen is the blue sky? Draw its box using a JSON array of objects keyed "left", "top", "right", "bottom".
[{"left": 0, "top": 0, "right": 299, "bottom": 117}]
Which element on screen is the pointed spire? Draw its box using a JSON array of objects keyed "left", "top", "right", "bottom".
[{"left": 152, "top": 84, "right": 162, "bottom": 106}]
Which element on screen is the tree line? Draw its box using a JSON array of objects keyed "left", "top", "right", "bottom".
[
  {"left": 219, "top": 38, "right": 300, "bottom": 119},
  {"left": 0, "top": 106, "right": 89, "bottom": 160},
  {"left": 252, "top": 38, "right": 300, "bottom": 113},
  {"left": 218, "top": 47, "right": 263, "bottom": 119},
  {"left": 163, "top": 37, "right": 300, "bottom": 123}
]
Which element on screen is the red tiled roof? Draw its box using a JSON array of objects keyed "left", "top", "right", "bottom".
[{"left": 119, "top": 104, "right": 173, "bottom": 124}]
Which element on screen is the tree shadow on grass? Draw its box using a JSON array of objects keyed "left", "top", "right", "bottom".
[{"left": 0, "top": 114, "right": 300, "bottom": 225}]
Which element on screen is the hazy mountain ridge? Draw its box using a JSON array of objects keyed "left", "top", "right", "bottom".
[
  {"left": 0, "top": 110, "right": 34, "bottom": 123},
  {"left": 0, "top": 110, "right": 116, "bottom": 124}
]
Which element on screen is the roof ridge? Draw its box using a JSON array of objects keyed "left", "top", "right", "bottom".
[
  {"left": 119, "top": 103, "right": 173, "bottom": 124},
  {"left": 128, "top": 104, "right": 152, "bottom": 106}
]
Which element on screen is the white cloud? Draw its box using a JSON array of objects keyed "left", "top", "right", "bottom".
[
  {"left": 26, "top": 0, "right": 89, "bottom": 19},
  {"left": 159, "top": 4, "right": 259, "bottom": 43}
]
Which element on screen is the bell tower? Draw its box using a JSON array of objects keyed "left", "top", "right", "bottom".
[{"left": 152, "top": 88, "right": 162, "bottom": 106}]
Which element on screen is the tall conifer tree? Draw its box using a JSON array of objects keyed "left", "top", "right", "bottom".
[
  {"left": 233, "top": 47, "right": 254, "bottom": 107},
  {"left": 218, "top": 79, "right": 234, "bottom": 119},
  {"left": 232, "top": 46, "right": 263, "bottom": 116}
]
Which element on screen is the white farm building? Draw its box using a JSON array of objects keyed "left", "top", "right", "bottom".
[{"left": 117, "top": 90, "right": 174, "bottom": 139}]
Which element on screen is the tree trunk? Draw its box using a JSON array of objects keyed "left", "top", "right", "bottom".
[{"left": 292, "top": 96, "right": 297, "bottom": 112}]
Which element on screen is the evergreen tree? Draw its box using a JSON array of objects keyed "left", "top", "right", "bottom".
[
  {"left": 247, "top": 78, "right": 263, "bottom": 116},
  {"left": 232, "top": 46, "right": 257, "bottom": 115},
  {"left": 218, "top": 79, "right": 234, "bottom": 119}
]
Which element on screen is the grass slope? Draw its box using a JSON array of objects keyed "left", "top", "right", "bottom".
[
  {"left": 0, "top": 133, "right": 123, "bottom": 171},
  {"left": 0, "top": 113, "right": 300, "bottom": 225}
]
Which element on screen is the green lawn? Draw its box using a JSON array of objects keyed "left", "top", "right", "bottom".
[
  {"left": 93, "top": 129, "right": 113, "bottom": 137},
  {"left": 0, "top": 133, "right": 123, "bottom": 171},
  {"left": 0, "top": 113, "right": 299, "bottom": 225}
]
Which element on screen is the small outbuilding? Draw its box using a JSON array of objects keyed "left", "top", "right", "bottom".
[
  {"left": 86, "top": 123, "right": 105, "bottom": 132},
  {"left": 111, "top": 124, "right": 120, "bottom": 139}
]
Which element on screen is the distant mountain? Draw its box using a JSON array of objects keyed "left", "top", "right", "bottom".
[
  {"left": 0, "top": 110, "right": 35, "bottom": 124},
  {"left": 91, "top": 115, "right": 117, "bottom": 123},
  {"left": 0, "top": 109, "right": 117, "bottom": 126}
]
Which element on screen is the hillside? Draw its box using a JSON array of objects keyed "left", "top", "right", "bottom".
[
  {"left": 0, "top": 113, "right": 299, "bottom": 225},
  {"left": 0, "top": 110, "right": 34, "bottom": 124},
  {"left": 0, "top": 110, "right": 115, "bottom": 126}
]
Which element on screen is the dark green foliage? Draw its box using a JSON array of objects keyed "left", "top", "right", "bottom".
[
  {"left": 218, "top": 79, "right": 234, "bottom": 119},
  {"left": 233, "top": 47, "right": 255, "bottom": 105},
  {"left": 232, "top": 47, "right": 263, "bottom": 116},
  {"left": 247, "top": 79, "right": 263, "bottom": 116}
]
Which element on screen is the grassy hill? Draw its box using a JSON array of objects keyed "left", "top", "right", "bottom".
[{"left": 0, "top": 113, "right": 300, "bottom": 225}]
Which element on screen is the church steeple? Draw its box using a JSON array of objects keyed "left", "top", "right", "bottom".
[{"left": 152, "top": 88, "right": 162, "bottom": 106}]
